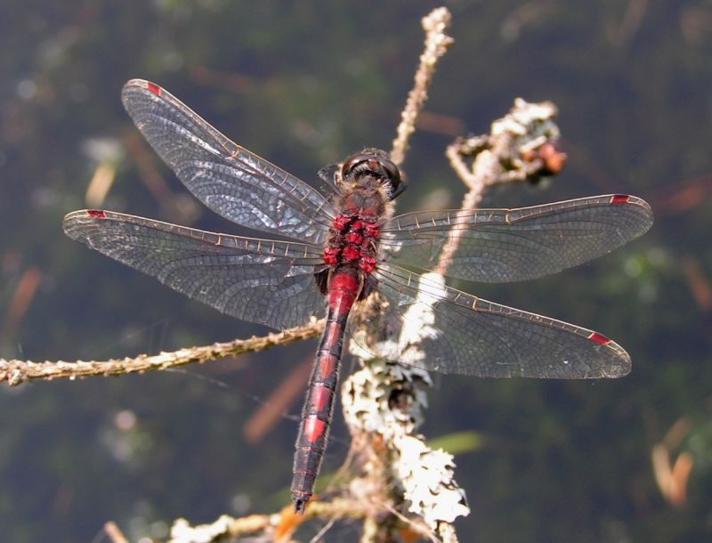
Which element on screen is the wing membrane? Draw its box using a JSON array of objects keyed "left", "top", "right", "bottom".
[
  {"left": 121, "top": 79, "right": 334, "bottom": 244},
  {"left": 371, "top": 264, "right": 631, "bottom": 378},
  {"left": 63, "top": 210, "right": 326, "bottom": 329},
  {"left": 382, "top": 195, "right": 653, "bottom": 282}
]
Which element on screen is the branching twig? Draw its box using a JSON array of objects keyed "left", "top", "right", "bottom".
[
  {"left": 0, "top": 320, "right": 323, "bottom": 386},
  {"left": 437, "top": 98, "right": 565, "bottom": 276},
  {"left": 167, "top": 498, "right": 369, "bottom": 543},
  {"left": 342, "top": 84, "right": 566, "bottom": 543}
]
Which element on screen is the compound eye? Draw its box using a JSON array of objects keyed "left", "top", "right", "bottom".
[
  {"left": 381, "top": 160, "right": 401, "bottom": 191},
  {"left": 341, "top": 154, "right": 369, "bottom": 178}
]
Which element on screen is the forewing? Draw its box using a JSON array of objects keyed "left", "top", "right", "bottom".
[
  {"left": 371, "top": 264, "right": 631, "bottom": 378},
  {"left": 382, "top": 195, "right": 653, "bottom": 282},
  {"left": 63, "top": 210, "right": 326, "bottom": 329},
  {"left": 121, "top": 79, "right": 335, "bottom": 244}
]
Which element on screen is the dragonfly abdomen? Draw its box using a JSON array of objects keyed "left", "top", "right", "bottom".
[{"left": 291, "top": 267, "right": 361, "bottom": 513}]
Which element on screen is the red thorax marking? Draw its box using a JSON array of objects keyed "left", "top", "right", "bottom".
[
  {"left": 588, "top": 331, "right": 611, "bottom": 345},
  {"left": 359, "top": 256, "right": 377, "bottom": 273},
  {"left": 345, "top": 231, "right": 364, "bottom": 244},
  {"left": 342, "top": 246, "right": 360, "bottom": 262},
  {"left": 333, "top": 215, "right": 351, "bottom": 231},
  {"left": 364, "top": 223, "right": 380, "bottom": 237},
  {"left": 323, "top": 214, "right": 380, "bottom": 274},
  {"left": 323, "top": 247, "right": 340, "bottom": 266}
]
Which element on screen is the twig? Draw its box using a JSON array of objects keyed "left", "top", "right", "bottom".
[
  {"left": 437, "top": 98, "right": 565, "bottom": 276},
  {"left": 390, "top": 7, "right": 453, "bottom": 167},
  {"left": 308, "top": 517, "right": 336, "bottom": 543},
  {"left": 103, "top": 521, "right": 129, "bottom": 543},
  {"left": 342, "top": 97, "right": 567, "bottom": 542},
  {"left": 0, "top": 320, "right": 323, "bottom": 387},
  {"left": 167, "top": 498, "right": 369, "bottom": 543},
  {"left": 651, "top": 418, "right": 694, "bottom": 507},
  {"left": 382, "top": 501, "right": 441, "bottom": 543},
  {"left": 681, "top": 256, "right": 712, "bottom": 312}
]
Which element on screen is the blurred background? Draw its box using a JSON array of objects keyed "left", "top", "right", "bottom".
[{"left": 1, "top": 1, "right": 711, "bottom": 541}]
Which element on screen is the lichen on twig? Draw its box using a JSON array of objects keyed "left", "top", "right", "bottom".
[
  {"left": 341, "top": 73, "right": 567, "bottom": 543},
  {"left": 167, "top": 498, "right": 368, "bottom": 543},
  {"left": 438, "top": 97, "right": 565, "bottom": 277}
]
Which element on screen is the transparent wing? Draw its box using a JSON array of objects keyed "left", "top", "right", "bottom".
[
  {"left": 63, "top": 210, "right": 327, "bottom": 329},
  {"left": 121, "top": 79, "right": 335, "bottom": 244},
  {"left": 381, "top": 195, "right": 653, "bottom": 282},
  {"left": 370, "top": 263, "right": 631, "bottom": 378}
]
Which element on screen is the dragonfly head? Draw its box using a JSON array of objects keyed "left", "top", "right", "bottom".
[{"left": 341, "top": 148, "right": 404, "bottom": 200}]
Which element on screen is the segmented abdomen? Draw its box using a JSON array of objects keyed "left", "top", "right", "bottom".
[{"left": 291, "top": 267, "right": 361, "bottom": 513}]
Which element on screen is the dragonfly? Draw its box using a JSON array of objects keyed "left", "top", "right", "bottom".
[{"left": 63, "top": 79, "right": 653, "bottom": 513}]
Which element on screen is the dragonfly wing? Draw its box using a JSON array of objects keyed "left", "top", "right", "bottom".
[
  {"left": 381, "top": 195, "right": 653, "bottom": 282},
  {"left": 121, "top": 79, "right": 335, "bottom": 244},
  {"left": 371, "top": 264, "right": 631, "bottom": 378},
  {"left": 64, "top": 210, "right": 326, "bottom": 329}
]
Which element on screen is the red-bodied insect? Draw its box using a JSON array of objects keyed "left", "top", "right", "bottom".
[{"left": 63, "top": 80, "right": 653, "bottom": 513}]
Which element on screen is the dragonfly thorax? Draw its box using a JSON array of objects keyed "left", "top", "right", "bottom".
[
  {"left": 322, "top": 149, "right": 397, "bottom": 276},
  {"left": 323, "top": 214, "right": 379, "bottom": 274}
]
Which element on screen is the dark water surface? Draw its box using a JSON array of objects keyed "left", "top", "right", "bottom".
[{"left": 1, "top": 2, "right": 711, "bottom": 541}]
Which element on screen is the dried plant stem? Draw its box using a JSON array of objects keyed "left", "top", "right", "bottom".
[
  {"left": 344, "top": 98, "right": 565, "bottom": 542},
  {"left": 437, "top": 99, "right": 564, "bottom": 276},
  {"left": 0, "top": 320, "right": 322, "bottom": 387},
  {"left": 435, "top": 141, "right": 502, "bottom": 276},
  {"left": 390, "top": 7, "right": 453, "bottom": 167},
  {"left": 103, "top": 522, "right": 129, "bottom": 543},
  {"left": 167, "top": 498, "right": 368, "bottom": 543}
]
